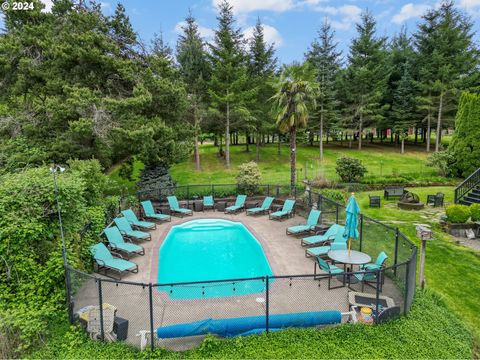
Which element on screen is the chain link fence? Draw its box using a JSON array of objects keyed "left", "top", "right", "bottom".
[{"left": 67, "top": 185, "right": 417, "bottom": 351}]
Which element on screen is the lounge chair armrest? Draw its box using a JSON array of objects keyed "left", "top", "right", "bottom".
[
  {"left": 95, "top": 258, "right": 106, "bottom": 266},
  {"left": 119, "top": 229, "right": 128, "bottom": 236},
  {"left": 113, "top": 253, "right": 126, "bottom": 260}
]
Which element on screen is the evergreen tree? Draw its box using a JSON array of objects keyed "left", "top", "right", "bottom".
[
  {"left": 152, "top": 29, "right": 173, "bottom": 62},
  {"left": 208, "top": 0, "right": 253, "bottom": 168},
  {"left": 344, "top": 11, "right": 388, "bottom": 150},
  {"left": 247, "top": 18, "right": 277, "bottom": 162},
  {"left": 271, "top": 63, "right": 318, "bottom": 189},
  {"left": 176, "top": 12, "right": 210, "bottom": 170},
  {"left": 391, "top": 60, "right": 417, "bottom": 154},
  {"left": 414, "top": 1, "right": 479, "bottom": 152},
  {"left": 448, "top": 92, "right": 480, "bottom": 177},
  {"left": 305, "top": 19, "right": 341, "bottom": 160}
]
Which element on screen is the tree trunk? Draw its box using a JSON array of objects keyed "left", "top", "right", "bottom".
[
  {"left": 401, "top": 138, "right": 405, "bottom": 154},
  {"left": 319, "top": 104, "right": 324, "bottom": 161},
  {"left": 225, "top": 100, "right": 230, "bottom": 168},
  {"left": 358, "top": 113, "right": 363, "bottom": 150},
  {"left": 435, "top": 91, "right": 444, "bottom": 152},
  {"left": 194, "top": 107, "right": 201, "bottom": 171},
  {"left": 245, "top": 131, "right": 249, "bottom": 152},
  {"left": 426, "top": 111, "right": 431, "bottom": 152},
  {"left": 277, "top": 133, "right": 281, "bottom": 155},
  {"left": 289, "top": 126, "right": 297, "bottom": 191},
  {"left": 255, "top": 130, "right": 260, "bottom": 162},
  {"left": 214, "top": 134, "right": 218, "bottom": 146},
  {"left": 414, "top": 127, "right": 418, "bottom": 144}
]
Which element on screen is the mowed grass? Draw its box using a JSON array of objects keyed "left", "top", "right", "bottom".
[
  {"left": 170, "top": 142, "right": 441, "bottom": 185},
  {"left": 358, "top": 186, "right": 480, "bottom": 343}
]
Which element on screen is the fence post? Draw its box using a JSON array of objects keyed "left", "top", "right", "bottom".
[
  {"left": 265, "top": 276, "right": 269, "bottom": 334},
  {"left": 359, "top": 214, "right": 363, "bottom": 252},
  {"left": 308, "top": 190, "right": 312, "bottom": 208},
  {"left": 149, "top": 284, "right": 155, "bottom": 351},
  {"left": 186, "top": 185, "right": 190, "bottom": 207},
  {"left": 394, "top": 228, "right": 399, "bottom": 276},
  {"left": 404, "top": 261, "right": 409, "bottom": 314},
  {"left": 65, "top": 266, "right": 74, "bottom": 324},
  {"left": 318, "top": 194, "right": 323, "bottom": 213},
  {"left": 267, "top": 184, "right": 270, "bottom": 196},
  {"left": 335, "top": 204, "right": 339, "bottom": 224},
  {"left": 375, "top": 270, "right": 380, "bottom": 322},
  {"left": 98, "top": 279, "right": 105, "bottom": 341},
  {"left": 212, "top": 184, "right": 215, "bottom": 198}
]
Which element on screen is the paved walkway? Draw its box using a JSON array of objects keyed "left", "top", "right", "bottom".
[{"left": 72, "top": 209, "right": 404, "bottom": 350}]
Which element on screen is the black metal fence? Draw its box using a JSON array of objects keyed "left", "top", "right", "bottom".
[{"left": 67, "top": 183, "right": 417, "bottom": 351}]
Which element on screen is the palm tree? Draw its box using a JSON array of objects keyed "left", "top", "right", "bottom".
[{"left": 271, "top": 63, "right": 318, "bottom": 190}]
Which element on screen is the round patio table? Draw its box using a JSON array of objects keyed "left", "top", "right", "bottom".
[
  {"left": 328, "top": 250, "right": 371, "bottom": 286},
  {"left": 327, "top": 250, "right": 371, "bottom": 266}
]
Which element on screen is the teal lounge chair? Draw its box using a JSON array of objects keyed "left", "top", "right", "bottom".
[
  {"left": 122, "top": 209, "right": 156, "bottom": 230},
  {"left": 269, "top": 199, "right": 295, "bottom": 220},
  {"left": 313, "top": 256, "right": 345, "bottom": 290},
  {"left": 141, "top": 200, "right": 171, "bottom": 222},
  {"left": 286, "top": 209, "right": 321, "bottom": 235},
  {"left": 104, "top": 227, "right": 144, "bottom": 259},
  {"left": 114, "top": 217, "right": 151, "bottom": 242},
  {"left": 305, "top": 229, "right": 347, "bottom": 258},
  {"left": 246, "top": 197, "right": 274, "bottom": 215},
  {"left": 167, "top": 196, "right": 193, "bottom": 217},
  {"left": 225, "top": 195, "right": 247, "bottom": 214},
  {"left": 90, "top": 243, "right": 138, "bottom": 280},
  {"left": 203, "top": 196, "right": 215, "bottom": 211},
  {"left": 301, "top": 224, "right": 344, "bottom": 247}
]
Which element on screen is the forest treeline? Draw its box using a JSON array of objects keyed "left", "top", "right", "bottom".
[{"left": 0, "top": 0, "right": 478, "bottom": 175}]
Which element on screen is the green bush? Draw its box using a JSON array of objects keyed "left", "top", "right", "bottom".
[
  {"left": 446, "top": 204, "right": 471, "bottom": 223},
  {"left": 425, "top": 151, "right": 455, "bottom": 177},
  {"left": 448, "top": 92, "right": 480, "bottom": 177},
  {"left": 236, "top": 162, "right": 261, "bottom": 196},
  {"left": 335, "top": 156, "right": 367, "bottom": 182},
  {"left": 320, "top": 189, "right": 346, "bottom": 202},
  {"left": 469, "top": 203, "right": 480, "bottom": 222}
]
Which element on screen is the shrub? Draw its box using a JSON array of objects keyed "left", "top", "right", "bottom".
[
  {"left": 310, "top": 175, "right": 330, "bottom": 188},
  {"left": 469, "top": 203, "right": 480, "bottom": 222},
  {"left": 335, "top": 156, "right": 367, "bottom": 182},
  {"left": 448, "top": 92, "right": 480, "bottom": 177},
  {"left": 445, "top": 204, "right": 471, "bottom": 223},
  {"left": 425, "top": 151, "right": 454, "bottom": 177},
  {"left": 236, "top": 162, "right": 261, "bottom": 195},
  {"left": 321, "top": 189, "right": 346, "bottom": 202}
]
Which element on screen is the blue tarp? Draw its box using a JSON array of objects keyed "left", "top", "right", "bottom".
[{"left": 156, "top": 311, "right": 342, "bottom": 339}]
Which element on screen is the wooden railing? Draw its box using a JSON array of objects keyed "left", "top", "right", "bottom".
[{"left": 454, "top": 168, "right": 480, "bottom": 203}]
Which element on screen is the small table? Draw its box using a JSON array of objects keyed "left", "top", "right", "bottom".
[
  {"left": 215, "top": 201, "right": 227, "bottom": 212},
  {"left": 193, "top": 200, "right": 203, "bottom": 212},
  {"left": 328, "top": 250, "right": 371, "bottom": 287},
  {"left": 245, "top": 201, "right": 260, "bottom": 209}
]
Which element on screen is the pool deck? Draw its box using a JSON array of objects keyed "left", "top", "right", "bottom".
[{"left": 72, "top": 210, "right": 403, "bottom": 350}]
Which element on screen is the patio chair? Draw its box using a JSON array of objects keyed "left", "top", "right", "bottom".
[
  {"left": 426, "top": 192, "right": 444, "bottom": 207},
  {"left": 104, "top": 226, "right": 144, "bottom": 259},
  {"left": 121, "top": 209, "right": 156, "bottom": 230},
  {"left": 114, "top": 217, "right": 151, "bottom": 242},
  {"left": 246, "top": 196, "right": 274, "bottom": 215},
  {"left": 286, "top": 209, "right": 321, "bottom": 235},
  {"left": 360, "top": 251, "right": 388, "bottom": 271},
  {"left": 305, "top": 237, "right": 347, "bottom": 258},
  {"left": 141, "top": 200, "right": 171, "bottom": 222},
  {"left": 269, "top": 199, "right": 296, "bottom": 220},
  {"left": 225, "top": 195, "right": 247, "bottom": 214},
  {"left": 90, "top": 243, "right": 138, "bottom": 280},
  {"left": 313, "top": 256, "right": 345, "bottom": 290},
  {"left": 203, "top": 196, "right": 215, "bottom": 211},
  {"left": 351, "top": 268, "right": 384, "bottom": 292},
  {"left": 301, "top": 224, "right": 344, "bottom": 247},
  {"left": 167, "top": 196, "right": 193, "bottom": 217}
]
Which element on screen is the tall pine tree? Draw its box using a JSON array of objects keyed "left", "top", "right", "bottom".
[
  {"left": 344, "top": 11, "right": 388, "bottom": 150},
  {"left": 176, "top": 12, "right": 210, "bottom": 170},
  {"left": 414, "top": 1, "right": 479, "bottom": 152},
  {"left": 305, "top": 19, "right": 341, "bottom": 160},
  {"left": 208, "top": 0, "right": 252, "bottom": 168},
  {"left": 247, "top": 18, "right": 277, "bottom": 162}
]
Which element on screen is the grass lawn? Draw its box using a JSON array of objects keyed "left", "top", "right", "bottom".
[
  {"left": 169, "top": 142, "right": 448, "bottom": 186},
  {"left": 357, "top": 186, "right": 480, "bottom": 344},
  {"left": 107, "top": 158, "right": 144, "bottom": 194},
  {"left": 27, "top": 291, "right": 473, "bottom": 359}
]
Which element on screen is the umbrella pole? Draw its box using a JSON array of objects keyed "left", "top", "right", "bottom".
[{"left": 348, "top": 238, "right": 351, "bottom": 256}]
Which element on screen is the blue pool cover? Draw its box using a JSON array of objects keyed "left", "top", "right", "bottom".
[{"left": 156, "top": 311, "right": 342, "bottom": 338}]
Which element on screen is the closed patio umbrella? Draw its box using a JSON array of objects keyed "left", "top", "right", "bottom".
[{"left": 343, "top": 193, "right": 360, "bottom": 256}]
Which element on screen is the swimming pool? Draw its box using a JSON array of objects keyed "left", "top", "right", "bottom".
[{"left": 158, "top": 219, "right": 273, "bottom": 299}]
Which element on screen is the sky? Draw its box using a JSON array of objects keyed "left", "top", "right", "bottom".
[{"left": 1, "top": 0, "right": 479, "bottom": 63}]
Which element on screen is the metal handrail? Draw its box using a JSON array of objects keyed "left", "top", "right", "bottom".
[{"left": 454, "top": 167, "right": 480, "bottom": 203}]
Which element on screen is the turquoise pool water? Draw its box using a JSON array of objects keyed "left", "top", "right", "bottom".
[{"left": 158, "top": 219, "right": 273, "bottom": 299}]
